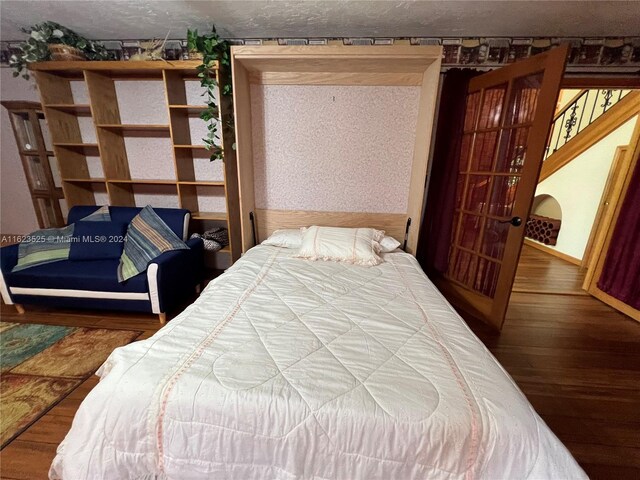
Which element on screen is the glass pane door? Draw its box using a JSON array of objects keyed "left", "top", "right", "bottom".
[{"left": 441, "top": 45, "right": 568, "bottom": 329}]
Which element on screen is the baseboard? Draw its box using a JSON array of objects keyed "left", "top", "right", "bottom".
[
  {"left": 523, "top": 238, "right": 582, "bottom": 266},
  {"left": 588, "top": 286, "right": 640, "bottom": 323}
]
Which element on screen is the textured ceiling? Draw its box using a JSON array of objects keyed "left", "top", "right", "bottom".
[{"left": 1, "top": 1, "right": 639, "bottom": 41}]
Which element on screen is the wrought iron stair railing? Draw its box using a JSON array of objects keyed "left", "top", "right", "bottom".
[{"left": 545, "top": 89, "right": 631, "bottom": 160}]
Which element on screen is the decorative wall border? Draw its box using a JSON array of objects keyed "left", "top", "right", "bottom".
[{"left": 1, "top": 37, "right": 639, "bottom": 72}]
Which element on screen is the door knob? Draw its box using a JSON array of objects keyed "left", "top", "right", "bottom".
[{"left": 500, "top": 216, "right": 522, "bottom": 227}]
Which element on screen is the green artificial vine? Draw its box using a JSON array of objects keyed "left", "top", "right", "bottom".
[
  {"left": 10, "top": 21, "right": 111, "bottom": 80},
  {"left": 187, "top": 25, "right": 233, "bottom": 161}
]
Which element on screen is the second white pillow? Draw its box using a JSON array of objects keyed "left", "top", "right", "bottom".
[
  {"left": 379, "top": 235, "right": 402, "bottom": 253},
  {"left": 262, "top": 229, "right": 302, "bottom": 249}
]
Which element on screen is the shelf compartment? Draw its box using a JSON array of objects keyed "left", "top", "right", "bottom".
[
  {"left": 54, "top": 143, "right": 100, "bottom": 155},
  {"left": 191, "top": 211, "right": 227, "bottom": 221},
  {"left": 174, "top": 144, "right": 222, "bottom": 158},
  {"left": 169, "top": 105, "right": 214, "bottom": 116},
  {"left": 108, "top": 179, "right": 176, "bottom": 185},
  {"left": 62, "top": 179, "right": 108, "bottom": 208},
  {"left": 179, "top": 181, "right": 225, "bottom": 186},
  {"left": 96, "top": 124, "right": 171, "bottom": 137},
  {"left": 63, "top": 177, "right": 106, "bottom": 183},
  {"left": 107, "top": 182, "right": 179, "bottom": 209},
  {"left": 44, "top": 104, "right": 92, "bottom": 115}
]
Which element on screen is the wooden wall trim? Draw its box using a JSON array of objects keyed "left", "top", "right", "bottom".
[
  {"left": 561, "top": 76, "right": 640, "bottom": 89},
  {"left": 523, "top": 238, "right": 581, "bottom": 266},
  {"left": 405, "top": 58, "right": 441, "bottom": 254},
  {"left": 232, "top": 61, "right": 256, "bottom": 251},
  {"left": 539, "top": 91, "right": 640, "bottom": 182},
  {"left": 589, "top": 287, "right": 640, "bottom": 323},
  {"left": 581, "top": 145, "right": 628, "bottom": 269}
]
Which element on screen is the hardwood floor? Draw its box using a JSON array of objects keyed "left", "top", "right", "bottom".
[
  {"left": 472, "top": 246, "right": 640, "bottom": 479},
  {"left": 513, "top": 243, "right": 587, "bottom": 295},
  {"left": 1, "top": 245, "right": 638, "bottom": 479}
]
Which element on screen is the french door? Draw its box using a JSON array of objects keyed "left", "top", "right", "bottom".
[{"left": 440, "top": 45, "right": 568, "bottom": 330}]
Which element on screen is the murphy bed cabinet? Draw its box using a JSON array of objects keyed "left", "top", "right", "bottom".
[
  {"left": 30, "top": 60, "right": 241, "bottom": 263},
  {"left": 231, "top": 45, "right": 442, "bottom": 255}
]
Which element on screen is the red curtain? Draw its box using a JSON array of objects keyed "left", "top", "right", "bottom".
[
  {"left": 417, "top": 69, "right": 480, "bottom": 275},
  {"left": 597, "top": 154, "right": 640, "bottom": 309}
]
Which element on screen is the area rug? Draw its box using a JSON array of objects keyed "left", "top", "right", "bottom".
[{"left": 0, "top": 321, "right": 141, "bottom": 448}]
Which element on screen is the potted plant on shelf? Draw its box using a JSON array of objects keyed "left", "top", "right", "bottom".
[
  {"left": 186, "top": 25, "right": 232, "bottom": 161},
  {"left": 9, "top": 21, "right": 111, "bottom": 79}
]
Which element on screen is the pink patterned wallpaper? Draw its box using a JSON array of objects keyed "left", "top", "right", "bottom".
[{"left": 250, "top": 84, "right": 420, "bottom": 213}]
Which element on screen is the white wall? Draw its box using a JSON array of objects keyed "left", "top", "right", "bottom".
[
  {"left": 555, "top": 89, "right": 581, "bottom": 112},
  {"left": 0, "top": 68, "right": 41, "bottom": 234},
  {"left": 534, "top": 115, "right": 637, "bottom": 260}
]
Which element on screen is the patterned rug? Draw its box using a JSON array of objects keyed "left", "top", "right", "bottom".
[{"left": 0, "top": 321, "right": 141, "bottom": 448}]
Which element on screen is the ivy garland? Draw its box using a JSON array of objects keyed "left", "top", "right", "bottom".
[
  {"left": 187, "top": 26, "right": 233, "bottom": 161},
  {"left": 10, "top": 21, "right": 111, "bottom": 80}
]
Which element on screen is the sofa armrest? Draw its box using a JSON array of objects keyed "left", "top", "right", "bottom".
[
  {"left": 147, "top": 238, "right": 204, "bottom": 314},
  {"left": 0, "top": 244, "right": 19, "bottom": 304},
  {"left": 1, "top": 244, "right": 19, "bottom": 274}
]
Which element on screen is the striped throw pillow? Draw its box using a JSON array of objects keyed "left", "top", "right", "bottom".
[
  {"left": 81, "top": 205, "right": 111, "bottom": 221},
  {"left": 12, "top": 224, "right": 75, "bottom": 272},
  {"left": 117, "top": 206, "right": 188, "bottom": 282}
]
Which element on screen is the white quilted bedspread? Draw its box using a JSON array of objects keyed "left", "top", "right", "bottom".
[{"left": 50, "top": 246, "right": 585, "bottom": 480}]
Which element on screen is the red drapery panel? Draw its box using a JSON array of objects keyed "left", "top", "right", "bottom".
[
  {"left": 417, "top": 68, "right": 480, "bottom": 275},
  {"left": 597, "top": 155, "right": 640, "bottom": 309}
]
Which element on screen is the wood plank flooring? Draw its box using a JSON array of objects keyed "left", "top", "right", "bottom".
[
  {"left": 513, "top": 243, "right": 587, "bottom": 295},
  {"left": 1, "top": 245, "right": 639, "bottom": 479}
]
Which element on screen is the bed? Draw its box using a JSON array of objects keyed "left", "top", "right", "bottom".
[{"left": 50, "top": 245, "right": 586, "bottom": 479}]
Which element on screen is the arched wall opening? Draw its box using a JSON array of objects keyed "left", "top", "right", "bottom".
[
  {"left": 526, "top": 194, "right": 562, "bottom": 246},
  {"left": 531, "top": 194, "right": 562, "bottom": 220}
]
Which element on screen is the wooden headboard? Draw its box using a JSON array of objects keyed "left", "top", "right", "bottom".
[{"left": 254, "top": 209, "right": 408, "bottom": 244}]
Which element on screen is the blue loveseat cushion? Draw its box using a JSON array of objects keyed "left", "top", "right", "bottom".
[
  {"left": 8, "top": 259, "right": 148, "bottom": 293},
  {"left": 69, "top": 221, "right": 128, "bottom": 261},
  {"left": 67, "top": 206, "right": 189, "bottom": 241}
]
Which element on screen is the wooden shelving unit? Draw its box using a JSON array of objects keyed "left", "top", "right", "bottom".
[{"left": 31, "top": 60, "right": 241, "bottom": 262}]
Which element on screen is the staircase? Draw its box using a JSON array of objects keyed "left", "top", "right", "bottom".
[{"left": 539, "top": 89, "right": 640, "bottom": 182}]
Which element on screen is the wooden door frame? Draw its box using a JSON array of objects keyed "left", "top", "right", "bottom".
[
  {"left": 582, "top": 117, "right": 640, "bottom": 322},
  {"left": 581, "top": 144, "right": 628, "bottom": 270}
]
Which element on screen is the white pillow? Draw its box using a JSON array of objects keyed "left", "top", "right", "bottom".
[
  {"left": 379, "top": 235, "right": 401, "bottom": 253},
  {"left": 294, "top": 226, "right": 384, "bottom": 266},
  {"left": 261, "top": 229, "right": 302, "bottom": 249}
]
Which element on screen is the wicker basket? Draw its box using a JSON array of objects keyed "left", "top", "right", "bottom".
[
  {"left": 188, "top": 50, "right": 203, "bottom": 60},
  {"left": 48, "top": 44, "right": 86, "bottom": 61}
]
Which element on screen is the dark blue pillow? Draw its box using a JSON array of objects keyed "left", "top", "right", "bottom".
[{"left": 69, "top": 221, "right": 128, "bottom": 261}]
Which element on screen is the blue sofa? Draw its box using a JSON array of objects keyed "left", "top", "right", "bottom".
[{"left": 0, "top": 206, "right": 203, "bottom": 323}]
